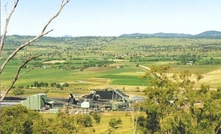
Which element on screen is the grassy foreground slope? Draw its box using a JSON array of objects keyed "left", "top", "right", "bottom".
[{"left": 42, "top": 111, "right": 145, "bottom": 134}]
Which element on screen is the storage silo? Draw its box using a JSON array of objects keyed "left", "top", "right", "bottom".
[{"left": 21, "top": 93, "right": 48, "bottom": 110}]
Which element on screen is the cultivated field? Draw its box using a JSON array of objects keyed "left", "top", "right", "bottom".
[{"left": 2, "top": 36, "right": 221, "bottom": 97}]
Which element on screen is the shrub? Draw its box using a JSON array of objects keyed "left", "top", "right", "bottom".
[
  {"left": 76, "top": 114, "right": 93, "bottom": 127},
  {"left": 13, "top": 88, "right": 24, "bottom": 95},
  {"left": 92, "top": 112, "right": 101, "bottom": 124},
  {"left": 109, "top": 118, "right": 122, "bottom": 129},
  {"left": 84, "top": 115, "right": 93, "bottom": 127}
]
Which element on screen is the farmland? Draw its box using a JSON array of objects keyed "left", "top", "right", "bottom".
[
  {"left": 2, "top": 35, "right": 221, "bottom": 97},
  {"left": 2, "top": 35, "right": 221, "bottom": 133}
]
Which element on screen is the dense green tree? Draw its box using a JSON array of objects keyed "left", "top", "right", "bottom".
[
  {"left": 50, "top": 82, "right": 56, "bottom": 88},
  {"left": 1, "top": 105, "right": 103, "bottom": 134},
  {"left": 0, "top": 105, "right": 46, "bottom": 134},
  {"left": 46, "top": 112, "right": 77, "bottom": 134},
  {"left": 138, "top": 65, "right": 221, "bottom": 133},
  {"left": 34, "top": 81, "right": 39, "bottom": 87}
]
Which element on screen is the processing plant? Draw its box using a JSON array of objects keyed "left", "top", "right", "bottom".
[{"left": 2, "top": 87, "right": 146, "bottom": 113}]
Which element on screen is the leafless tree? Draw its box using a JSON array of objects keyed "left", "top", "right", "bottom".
[{"left": 0, "top": 0, "right": 70, "bottom": 102}]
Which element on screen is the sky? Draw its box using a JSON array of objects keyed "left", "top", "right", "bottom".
[{"left": 1, "top": 0, "right": 221, "bottom": 37}]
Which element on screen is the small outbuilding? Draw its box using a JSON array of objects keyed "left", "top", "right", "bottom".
[{"left": 81, "top": 101, "right": 90, "bottom": 109}]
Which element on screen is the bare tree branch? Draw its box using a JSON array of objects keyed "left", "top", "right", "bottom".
[
  {"left": 42, "top": 0, "right": 69, "bottom": 34},
  {"left": 14, "top": 0, "right": 19, "bottom": 8},
  {"left": 139, "top": 65, "right": 163, "bottom": 81},
  {"left": 19, "top": 67, "right": 34, "bottom": 78},
  {"left": 0, "top": 0, "right": 19, "bottom": 58},
  {"left": 0, "top": 33, "right": 47, "bottom": 74},
  {"left": 0, "top": 0, "right": 69, "bottom": 74},
  {"left": 0, "top": 0, "right": 70, "bottom": 101},
  {"left": 0, "top": 54, "right": 41, "bottom": 102}
]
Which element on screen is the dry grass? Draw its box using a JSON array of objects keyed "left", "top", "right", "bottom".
[
  {"left": 41, "top": 111, "right": 145, "bottom": 134},
  {"left": 43, "top": 60, "right": 67, "bottom": 64},
  {"left": 92, "top": 111, "right": 132, "bottom": 134},
  {"left": 195, "top": 67, "right": 221, "bottom": 88}
]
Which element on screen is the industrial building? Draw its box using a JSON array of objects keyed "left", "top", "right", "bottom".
[
  {"left": 20, "top": 93, "right": 54, "bottom": 111},
  {"left": 1, "top": 87, "right": 146, "bottom": 113}
]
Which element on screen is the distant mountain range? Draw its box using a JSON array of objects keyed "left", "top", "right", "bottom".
[
  {"left": 62, "top": 35, "right": 73, "bottom": 38},
  {"left": 120, "top": 30, "right": 221, "bottom": 38},
  {"left": 3, "top": 30, "right": 221, "bottom": 38}
]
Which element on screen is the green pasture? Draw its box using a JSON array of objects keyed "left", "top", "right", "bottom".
[
  {"left": 87, "top": 65, "right": 148, "bottom": 86},
  {"left": 2, "top": 36, "right": 221, "bottom": 96},
  {"left": 2, "top": 60, "right": 220, "bottom": 98},
  {"left": 1, "top": 60, "right": 146, "bottom": 87}
]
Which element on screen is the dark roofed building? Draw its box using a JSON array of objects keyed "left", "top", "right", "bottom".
[
  {"left": 96, "top": 90, "right": 112, "bottom": 99},
  {"left": 83, "top": 90, "right": 112, "bottom": 99}
]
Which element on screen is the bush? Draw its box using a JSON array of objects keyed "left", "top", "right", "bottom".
[
  {"left": 135, "top": 87, "right": 140, "bottom": 92},
  {"left": 44, "top": 89, "right": 49, "bottom": 93},
  {"left": 84, "top": 115, "right": 93, "bottom": 127},
  {"left": 13, "top": 88, "right": 24, "bottom": 95},
  {"left": 60, "top": 86, "right": 64, "bottom": 90},
  {"left": 109, "top": 118, "right": 122, "bottom": 129},
  {"left": 63, "top": 82, "right": 69, "bottom": 87},
  {"left": 92, "top": 112, "right": 101, "bottom": 124},
  {"left": 76, "top": 114, "right": 93, "bottom": 127},
  {"left": 18, "top": 85, "right": 24, "bottom": 89}
]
